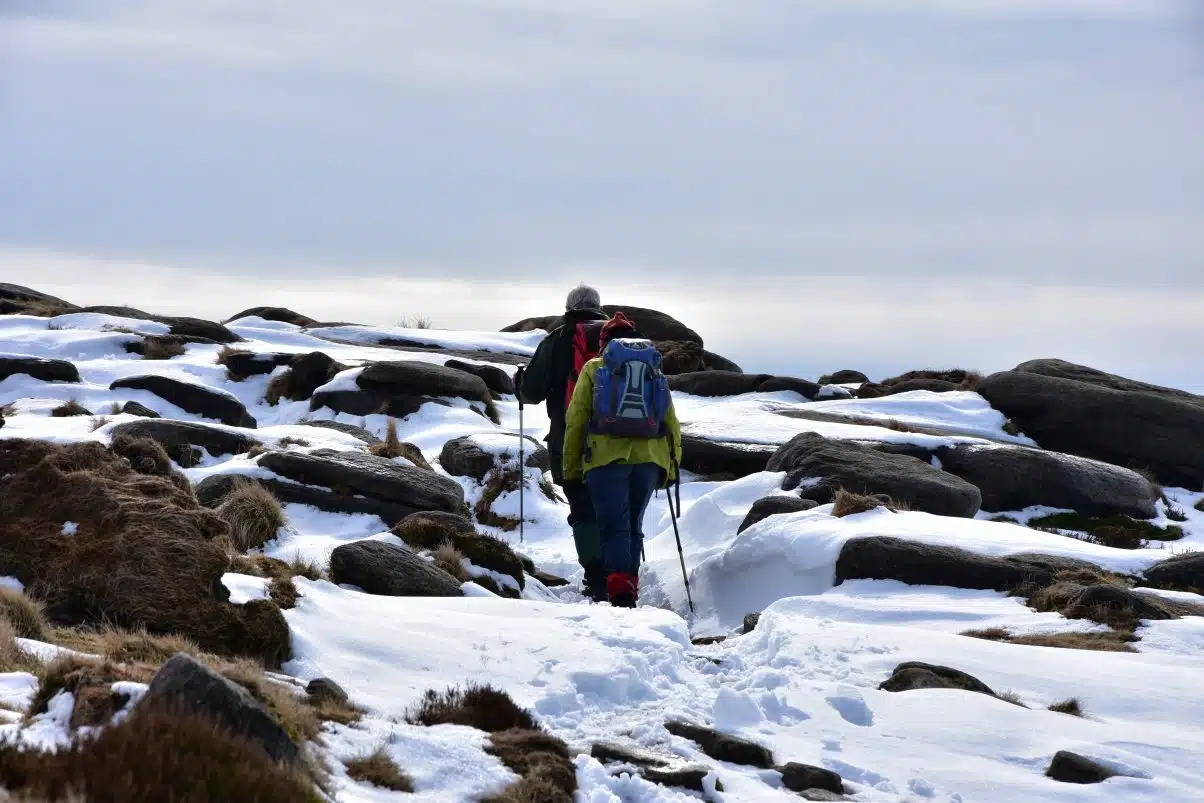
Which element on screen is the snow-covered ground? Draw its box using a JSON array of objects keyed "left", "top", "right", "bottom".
[{"left": 3, "top": 312, "right": 1203, "bottom": 801}]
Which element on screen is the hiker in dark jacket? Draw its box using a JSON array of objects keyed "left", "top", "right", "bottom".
[
  {"left": 563, "top": 314, "right": 682, "bottom": 608},
  {"left": 518, "top": 284, "right": 610, "bottom": 600}
]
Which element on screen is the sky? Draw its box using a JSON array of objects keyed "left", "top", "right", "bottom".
[{"left": 1, "top": 1, "right": 1202, "bottom": 388}]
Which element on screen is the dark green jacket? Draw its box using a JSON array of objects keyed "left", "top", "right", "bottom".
[{"left": 519, "top": 308, "right": 609, "bottom": 485}]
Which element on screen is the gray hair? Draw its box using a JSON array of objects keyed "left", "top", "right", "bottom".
[{"left": 565, "top": 283, "right": 601, "bottom": 311}]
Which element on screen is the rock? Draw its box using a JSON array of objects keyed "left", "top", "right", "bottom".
[
  {"left": 680, "top": 436, "right": 776, "bottom": 479},
  {"left": 119, "top": 400, "right": 161, "bottom": 418},
  {"left": 286, "top": 352, "right": 343, "bottom": 400},
  {"left": 392, "top": 511, "right": 526, "bottom": 589},
  {"left": 860, "top": 378, "right": 959, "bottom": 398},
  {"left": 936, "top": 444, "right": 1158, "bottom": 518},
  {"left": 977, "top": 365, "right": 1204, "bottom": 488},
  {"left": 329, "top": 540, "right": 464, "bottom": 597},
  {"left": 444, "top": 359, "right": 516, "bottom": 396},
  {"left": 357, "top": 361, "right": 492, "bottom": 406},
  {"left": 0, "top": 283, "right": 74, "bottom": 308},
  {"left": 778, "top": 763, "right": 844, "bottom": 795},
  {"left": 1143, "top": 552, "right": 1204, "bottom": 593},
  {"left": 656, "top": 340, "right": 706, "bottom": 375},
  {"left": 798, "top": 791, "right": 845, "bottom": 802},
  {"left": 738, "top": 496, "right": 819, "bottom": 533},
  {"left": 224, "top": 307, "right": 319, "bottom": 327},
  {"left": 1016, "top": 358, "right": 1204, "bottom": 403},
  {"left": 258, "top": 449, "right": 464, "bottom": 514},
  {"left": 702, "top": 350, "right": 743, "bottom": 374},
  {"left": 767, "top": 433, "right": 982, "bottom": 518},
  {"left": 835, "top": 537, "right": 1063, "bottom": 592},
  {"left": 298, "top": 420, "right": 382, "bottom": 444},
  {"left": 757, "top": 376, "right": 822, "bottom": 398},
  {"left": 0, "top": 356, "right": 80, "bottom": 384},
  {"left": 0, "top": 440, "right": 288, "bottom": 664},
  {"left": 664, "top": 720, "right": 774, "bottom": 768},
  {"left": 1069, "top": 584, "right": 1178, "bottom": 621},
  {"left": 194, "top": 474, "right": 418, "bottom": 525},
  {"left": 143, "top": 653, "right": 300, "bottom": 765},
  {"left": 1046, "top": 751, "right": 1119, "bottom": 784},
  {"left": 742, "top": 613, "right": 760, "bottom": 634},
  {"left": 589, "top": 743, "right": 716, "bottom": 793},
  {"left": 439, "top": 435, "right": 549, "bottom": 481},
  {"left": 534, "top": 570, "right": 569, "bottom": 587},
  {"left": 670, "top": 371, "right": 773, "bottom": 397},
  {"left": 309, "top": 389, "right": 383, "bottom": 416},
  {"left": 110, "top": 375, "right": 256, "bottom": 428},
  {"left": 641, "top": 765, "right": 713, "bottom": 793},
  {"left": 306, "top": 677, "right": 349, "bottom": 706},
  {"left": 221, "top": 351, "right": 294, "bottom": 379},
  {"left": 880, "top": 661, "right": 997, "bottom": 696},
  {"left": 76, "top": 305, "right": 242, "bottom": 343},
  {"left": 503, "top": 305, "right": 703, "bottom": 345},
  {"left": 109, "top": 420, "right": 259, "bottom": 464},
  {"left": 818, "top": 370, "right": 869, "bottom": 385}
]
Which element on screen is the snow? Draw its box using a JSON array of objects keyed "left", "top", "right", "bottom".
[
  {"left": 61, "top": 521, "right": 78, "bottom": 536},
  {"left": 4, "top": 308, "right": 1204, "bottom": 801},
  {"left": 0, "top": 577, "right": 25, "bottom": 594},
  {"left": 221, "top": 573, "right": 271, "bottom": 605},
  {"left": 49, "top": 312, "right": 171, "bottom": 336}
]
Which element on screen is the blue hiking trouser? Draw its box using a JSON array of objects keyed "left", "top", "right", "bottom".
[{"left": 585, "top": 461, "right": 662, "bottom": 576}]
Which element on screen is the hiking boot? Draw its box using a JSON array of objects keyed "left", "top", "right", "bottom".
[
  {"left": 606, "top": 572, "right": 638, "bottom": 609},
  {"left": 582, "top": 561, "right": 608, "bottom": 603}
]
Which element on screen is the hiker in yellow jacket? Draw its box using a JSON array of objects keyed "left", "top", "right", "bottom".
[{"left": 563, "top": 314, "right": 682, "bottom": 608}]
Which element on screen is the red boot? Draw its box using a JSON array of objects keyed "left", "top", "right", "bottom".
[{"left": 606, "top": 572, "right": 638, "bottom": 608}]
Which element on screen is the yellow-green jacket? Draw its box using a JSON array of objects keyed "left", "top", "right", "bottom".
[{"left": 563, "top": 357, "right": 682, "bottom": 483}]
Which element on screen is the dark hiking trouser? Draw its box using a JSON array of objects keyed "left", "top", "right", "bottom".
[
  {"left": 564, "top": 480, "right": 600, "bottom": 567},
  {"left": 585, "top": 462, "right": 661, "bottom": 576}
]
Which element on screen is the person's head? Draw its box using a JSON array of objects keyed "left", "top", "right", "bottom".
[
  {"left": 565, "top": 283, "right": 601, "bottom": 312},
  {"left": 600, "top": 311, "right": 638, "bottom": 346}
]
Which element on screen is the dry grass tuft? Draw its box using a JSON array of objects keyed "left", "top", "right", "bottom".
[
  {"left": 1049, "top": 698, "right": 1085, "bottom": 717},
  {"left": 344, "top": 746, "right": 414, "bottom": 792},
  {"left": 963, "top": 626, "right": 1137, "bottom": 653},
  {"left": 995, "top": 690, "right": 1027, "bottom": 708},
  {"left": 277, "top": 436, "right": 310, "bottom": 448},
  {"left": 398, "top": 315, "right": 434, "bottom": 329},
  {"left": 264, "top": 371, "right": 293, "bottom": 406},
  {"left": 139, "top": 336, "right": 187, "bottom": 360},
  {"left": 216, "top": 346, "right": 249, "bottom": 366},
  {"left": 433, "top": 545, "right": 469, "bottom": 582},
  {"left": 483, "top": 728, "right": 576, "bottom": 803},
  {"left": 225, "top": 553, "right": 324, "bottom": 610},
  {"left": 831, "top": 488, "right": 887, "bottom": 518},
  {"left": 1166, "top": 505, "right": 1188, "bottom": 523},
  {"left": 0, "top": 618, "right": 45, "bottom": 674},
  {"left": 367, "top": 419, "right": 433, "bottom": 470},
  {"left": 473, "top": 469, "right": 523, "bottom": 531},
  {"left": 217, "top": 478, "right": 287, "bottom": 552},
  {"left": 111, "top": 433, "right": 175, "bottom": 477},
  {"left": 51, "top": 400, "right": 92, "bottom": 418},
  {"left": 0, "top": 704, "right": 323, "bottom": 803},
  {"left": 1197, "top": 499, "right": 1204, "bottom": 513},
  {"left": 29, "top": 654, "right": 156, "bottom": 729},
  {"left": 0, "top": 587, "right": 49, "bottom": 642},
  {"left": 407, "top": 683, "right": 539, "bottom": 733},
  {"left": 957, "top": 371, "right": 985, "bottom": 391}
]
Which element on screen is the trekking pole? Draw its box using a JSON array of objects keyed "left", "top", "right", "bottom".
[
  {"left": 515, "top": 365, "right": 526, "bottom": 544},
  {"left": 667, "top": 457, "right": 694, "bottom": 614}
]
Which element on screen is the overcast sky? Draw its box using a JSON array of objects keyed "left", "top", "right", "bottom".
[{"left": 2, "top": 1, "right": 1202, "bottom": 387}]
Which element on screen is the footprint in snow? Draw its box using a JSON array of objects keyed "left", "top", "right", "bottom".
[{"left": 824, "top": 687, "right": 874, "bottom": 727}]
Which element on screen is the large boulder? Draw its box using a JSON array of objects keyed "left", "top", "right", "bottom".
[
  {"left": 142, "top": 653, "right": 300, "bottom": 765},
  {"left": 936, "top": 444, "right": 1158, "bottom": 518},
  {"left": 859, "top": 378, "right": 959, "bottom": 398},
  {"left": 1046, "top": 751, "right": 1121, "bottom": 785},
  {"left": 258, "top": 449, "right": 464, "bottom": 514},
  {"left": 0, "top": 356, "right": 80, "bottom": 384},
  {"left": 0, "top": 284, "right": 75, "bottom": 315},
  {"left": 439, "top": 435, "right": 549, "bottom": 481},
  {"left": 285, "top": 352, "right": 344, "bottom": 401},
  {"left": 444, "top": 359, "right": 515, "bottom": 396},
  {"left": 664, "top": 720, "right": 773, "bottom": 768},
  {"left": 670, "top": 371, "right": 772, "bottom": 397},
  {"left": 679, "top": 436, "right": 776, "bottom": 479},
  {"left": 110, "top": 375, "right": 256, "bottom": 428},
  {"left": 818, "top": 370, "right": 869, "bottom": 385},
  {"left": 0, "top": 283, "right": 74, "bottom": 307},
  {"left": 76, "top": 305, "right": 241, "bottom": 343},
  {"left": 221, "top": 351, "right": 294, "bottom": 380},
  {"left": 835, "top": 537, "right": 1078, "bottom": 592},
  {"left": 0, "top": 440, "right": 289, "bottom": 664},
  {"left": 737, "top": 496, "right": 819, "bottom": 533},
  {"left": 109, "top": 419, "right": 259, "bottom": 464},
  {"left": 977, "top": 365, "right": 1204, "bottom": 488},
  {"left": 329, "top": 540, "right": 464, "bottom": 597},
  {"left": 224, "top": 307, "right": 319, "bottom": 327},
  {"left": 1016, "top": 358, "right": 1204, "bottom": 403},
  {"left": 1142, "top": 552, "right": 1204, "bottom": 593},
  {"left": 767, "top": 433, "right": 982, "bottom": 517},
  {"left": 503, "top": 305, "right": 703, "bottom": 345},
  {"left": 702, "top": 350, "right": 742, "bottom": 374},
  {"left": 350, "top": 361, "right": 497, "bottom": 422},
  {"left": 879, "top": 662, "right": 997, "bottom": 696},
  {"left": 195, "top": 474, "right": 417, "bottom": 526}
]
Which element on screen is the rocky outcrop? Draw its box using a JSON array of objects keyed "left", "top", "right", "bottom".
[
  {"left": 142, "top": 653, "right": 300, "bottom": 765},
  {"left": 664, "top": 720, "right": 774, "bottom": 768},
  {"left": 392, "top": 511, "right": 526, "bottom": 589},
  {"left": 978, "top": 362, "right": 1204, "bottom": 488},
  {"left": 737, "top": 495, "right": 818, "bottom": 533},
  {"left": 590, "top": 743, "right": 716, "bottom": 793},
  {"left": 119, "top": 400, "right": 161, "bottom": 418},
  {"left": 439, "top": 435, "right": 549, "bottom": 481},
  {"left": 1142, "top": 552, "right": 1204, "bottom": 593},
  {"left": 195, "top": 474, "right": 418, "bottom": 525},
  {"left": 936, "top": 443, "right": 1158, "bottom": 518},
  {"left": 258, "top": 449, "right": 464, "bottom": 514},
  {"left": 308, "top": 361, "right": 497, "bottom": 422},
  {"left": 444, "top": 359, "right": 515, "bottom": 396},
  {"left": 679, "top": 436, "right": 776, "bottom": 480},
  {"left": 224, "top": 307, "right": 319, "bottom": 327},
  {"left": 503, "top": 305, "right": 703, "bottom": 345},
  {"left": 768, "top": 433, "right": 982, "bottom": 517},
  {"left": 0, "top": 356, "right": 81, "bottom": 384},
  {"left": 109, "top": 419, "right": 259, "bottom": 464},
  {"left": 221, "top": 351, "right": 294, "bottom": 380},
  {"left": 110, "top": 375, "right": 256, "bottom": 428},
  {"left": 778, "top": 763, "right": 845, "bottom": 796},
  {"left": 76, "top": 305, "right": 242, "bottom": 343},
  {"left": 818, "top": 370, "right": 869, "bottom": 385},
  {"left": 329, "top": 540, "right": 464, "bottom": 597},
  {"left": 0, "top": 284, "right": 75, "bottom": 316}
]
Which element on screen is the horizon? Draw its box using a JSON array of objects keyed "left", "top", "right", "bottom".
[{"left": 3, "top": 1, "right": 1203, "bottom": 391}]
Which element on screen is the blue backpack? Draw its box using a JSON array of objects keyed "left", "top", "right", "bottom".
[{"left": 589, "top": 338, "right": 671, "bottom": 439}]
